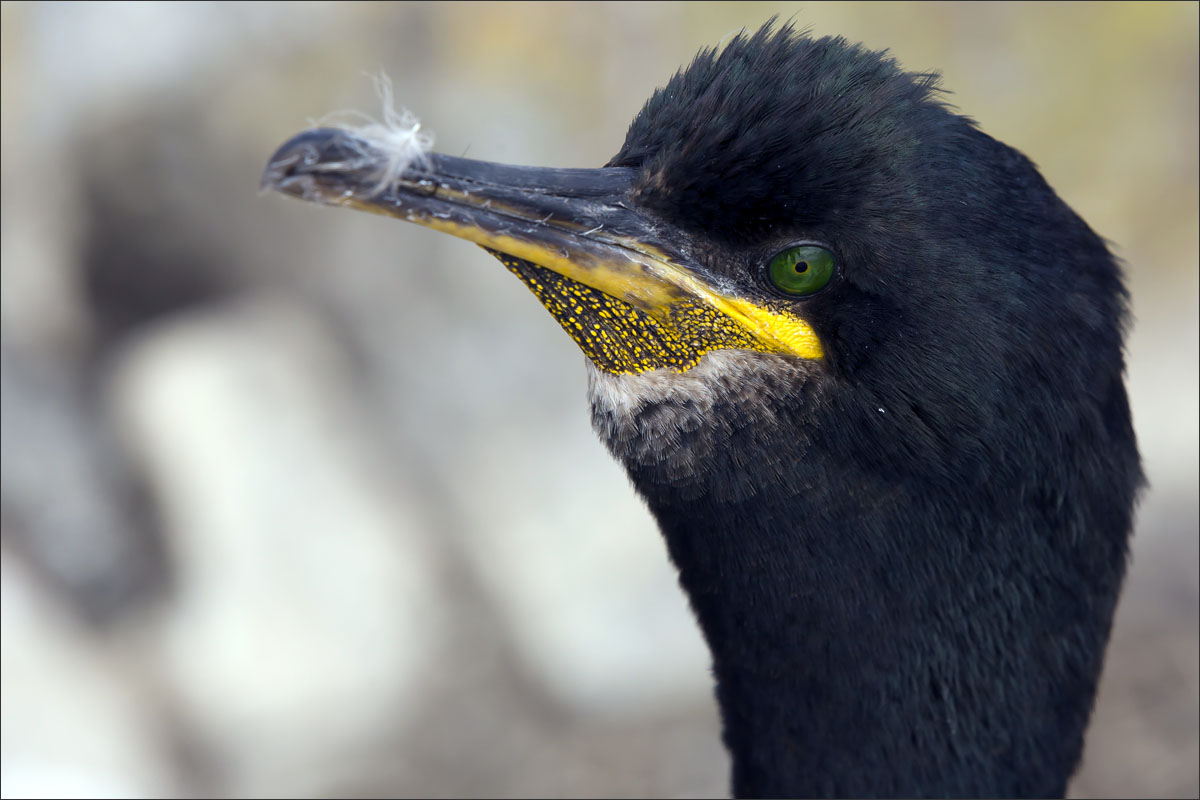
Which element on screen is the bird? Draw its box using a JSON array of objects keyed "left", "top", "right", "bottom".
[{"left": 262, "top": 22, "right": 1143, "bottom": 799}]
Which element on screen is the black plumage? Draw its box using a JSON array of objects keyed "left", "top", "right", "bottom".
[
  {"left": 602, "top": 28, "right": 1142, "bottom": 797},
  {"left": 264, "top": 22, "right": 1143, "bottom": 798}
]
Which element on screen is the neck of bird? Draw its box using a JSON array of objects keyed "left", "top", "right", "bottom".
[
  {"left": 588, "top": 357, "right": 1101, "bottom": 799},
  {"left": 642, "top": 466, "right": 1088, "bottom": 799}
]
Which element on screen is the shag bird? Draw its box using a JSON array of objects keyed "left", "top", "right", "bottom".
[{"left": 262, "top": 24, "right": 1142, "bottom": 799}]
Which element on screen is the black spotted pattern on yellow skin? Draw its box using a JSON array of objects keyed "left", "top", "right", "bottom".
[{"left": 486, "top": 249, "right": 766, "bottom": 374}]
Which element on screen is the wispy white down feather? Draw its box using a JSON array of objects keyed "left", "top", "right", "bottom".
[{"left": 310, "top": 72, "right": 434, "bottom": 196}]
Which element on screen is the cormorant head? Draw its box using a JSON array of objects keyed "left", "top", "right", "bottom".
[
  {"left": 263, "top": 22, "right": 1142, "bottom": 797},
  {"left": 262, "top": 25, "right": 1131, "bottom": 496},
  {"left": 579, "top": 23, "right": 1135, "bottom": 497}
]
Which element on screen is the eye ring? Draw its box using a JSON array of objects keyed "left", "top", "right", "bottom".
[{"left": 766, "top": 244, "right": 837, "bottom": 297}]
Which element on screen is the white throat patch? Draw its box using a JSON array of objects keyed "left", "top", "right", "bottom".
[
  {"left": 586, "top": 349, "right": 817, "bottom": 475},
  {"left": 587, "top": 349, "right": 811, "bottom": 416}
]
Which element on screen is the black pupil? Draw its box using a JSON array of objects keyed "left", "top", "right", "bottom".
[{"left": 794, "top": 261, "right": 809, "bottom": 273}]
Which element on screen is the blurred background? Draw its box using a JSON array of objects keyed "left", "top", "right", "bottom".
[{"left": 0, "top": 2, "right": 1196, "bottom": 797}]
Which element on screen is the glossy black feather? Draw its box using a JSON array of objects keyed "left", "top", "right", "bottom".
[{"left": 593, "top": 23, "right": 1142, "bottom": 798}]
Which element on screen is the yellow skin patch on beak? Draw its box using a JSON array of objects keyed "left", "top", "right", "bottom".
[
  {"left": 334, "top": 194, "right": 824, "bottom": 374},
  {"left": 491, "top": 250, "right": 825, "bottom": 375},
  {"left": 711, "top": 297, "right": 824, "bottom": 362},
  {"left": 493, "top": 252, "right": 770, "bottom": 374}
]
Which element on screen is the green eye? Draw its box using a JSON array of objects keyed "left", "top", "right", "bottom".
[{"left": 768, "top": 245, "right": 836, "bottom": 296}]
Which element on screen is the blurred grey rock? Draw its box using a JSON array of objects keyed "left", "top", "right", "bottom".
[
  {"left": 0, "top": 554, "right": 178, "bottom": 798},
  {"left": 106, "top": 297, "right": 449, "bottom": 795},
  {"left": 1, "top": 350, "right": 168, "bottom": 625}
]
